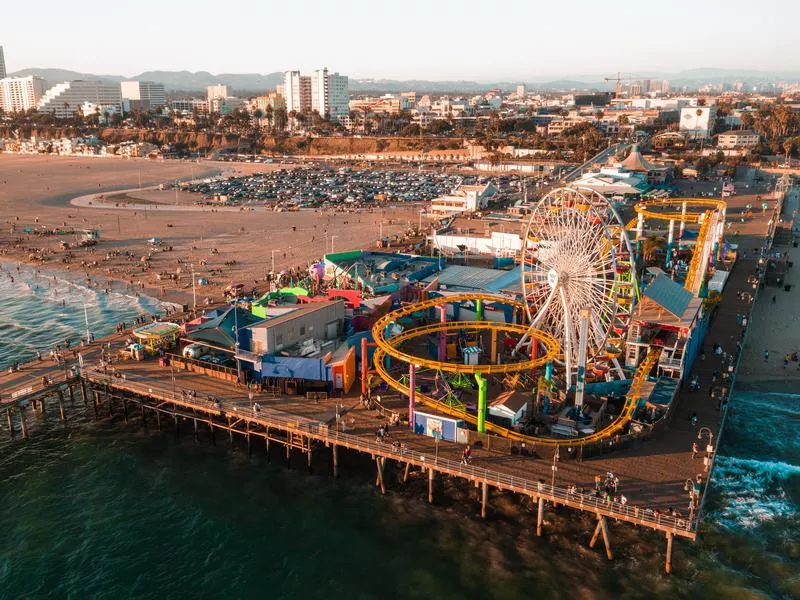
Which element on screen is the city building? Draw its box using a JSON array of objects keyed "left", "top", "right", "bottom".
[
  {"left": 516, "top": 83, "right": 526, "bottom": 97},
  {"left": 283, "top": 71, "right": 312, "bottom": 114},
  {"left": 37, "top": 81, "right": 122, "bottom": 118},
  {"left": 170, "top": 98, "right": 208, "bottom": 114},
  {"left": 717, "top": 130, "right": 760, "bottom": 149},
  {"left": 286, "top": 68, "right": 348, "bottom": 120},
  {"left": 120, "top": 80, "right": 166, "bottom": 112},
  {"left": 428, "top": 183, "right": 499, "bottom": 217},
  {"left": 0, "top": 76, "right": 47, "bottom": 113},
  {"left": 679, "top": 106, "right": 718, "bottom": 139},
  {"left": 0, "top": 46, "right": 6, "bottom": 79},
  {"left": 207, "top": 84, "right": 228, "bottom": 102}
]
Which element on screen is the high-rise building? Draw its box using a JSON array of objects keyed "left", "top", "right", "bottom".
[
  {"left": 37, "top": 80, "right": 122, "bottom": 118},
  {"left": 0, "top": 76, "right": 47, "bottom": 113},
  {"left": 630, "top": 83, "right": 641, "bottom": 97},
  {"left": 662, "top": 80, "right": 670, "bottom": 94},
  {"left": 283, "top": 71, "right": 313, "bottom": 114},
  {"left": 121, "top": 80, "right": 166, "bottom": 112},
  {"left": 649, "top": 79, "right": 662, "bottom": 93},
  {"left": 516, "top": 83, "right": 526, "bottom": 98},
  {"left": 0, "top": 46, "right": 6, "bottom": 79}
]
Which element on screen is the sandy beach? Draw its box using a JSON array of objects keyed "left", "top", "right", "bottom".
[
  {"left": 0, "top": 155, "right": 422, "bottom": 305},
  {"left": 737, "top": 220, "right": 800, "bottom": 383}
]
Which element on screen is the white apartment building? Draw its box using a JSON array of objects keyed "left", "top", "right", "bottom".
[
  {"left": 207, "top": 84, "right": 228, "bottom": 102},
  {"left": 717, "top": 130, "right": 760, "bottom": 149},
  {"left": 283, "top": 71, "right": 312, "bottom": 114},
  {"left": 286, "top": 68, "right": 348, "bottom": 120},
  {"left": 679, "top": 106, "right": 718, "bottom": 139},
  {"left": 171, "top": 98, "right": 209, "bottom": 114},
  {"left": 121, "top": 80, "right": 166, "bottom": 112},
  {"left": 37, "top": 81, "right": 122, "bottom": 118},
  {"left": 0, "top": 76, "right": 47, "bottom": 113}
]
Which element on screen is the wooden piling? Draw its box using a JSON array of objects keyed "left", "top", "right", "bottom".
[
  {"left": 79, "top": 378, "right": 88, "bottom": 405},
  {"left": 7, "top": 409, "right": 15, "bottom": 438},
  {"left": 376, "top": 457, "right": 386, "bottom": 494},
  {"left": 193, "top": 418, "right": 199, "bottom": 442},
  {"left": 537, "top": 497, "right": 544, "bottom": 536},
  {"left": 174, "top": 414, "right": 179, "bottom": 438},
  {"left": 481, "top": 481, "right": 488, "bottom": 519},
  {"left": 156, "top": 409, "right": 161, "bottom": 430},
  {"left": 402, "top": 462, "right": 410, "bottom": 483},
  {"left": 92, "top": 389, "right": 99, "bottom": 419},
  {"left": 68, "top": 385, "right": 75, "bottom": 406},
  {"left": 246, "top": 422, "right": 252, "bottom": 455},
  {"left": 600, "top": 515, "right": 613, "bottom": 560},
  {"left": 58, "top": 390, "right": 66, "bottom": 423},
  {"left": 665, "top": 532, "right": 674, "bottom": 574},
  {"left": 122, "top": 398, "right": 128, "bottom": 423},
  {"left": 589, "top": 517, "right": 602, "bottom": 549},
  {"left": 427, "top": 468, "right": 434, "bottom": 504},
  {"left": 141, "top": 404, "right": 148, "bottom": 430},
  {"left": 19, "top": 409, "right": 28, "bottom": 439},
  {"left": 332, "top": 444, "right": 339, "bottom": 477}
]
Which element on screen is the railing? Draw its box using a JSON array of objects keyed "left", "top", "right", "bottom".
[{"left": 82, "top": 367, "right": 695, "bottom": 535}]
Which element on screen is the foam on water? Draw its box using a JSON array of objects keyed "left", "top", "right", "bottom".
[
  {"left": 708, "top": 455, "right": 800, "bottom": 529},
  {"left": 0, "top": 263, "right": 166, "bottom": 368}
]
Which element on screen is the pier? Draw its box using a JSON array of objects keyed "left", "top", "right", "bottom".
[{"left": 0, "top": 179, "right": 787, "bottom": 575}]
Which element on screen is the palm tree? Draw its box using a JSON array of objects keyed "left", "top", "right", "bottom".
[{"left": 642, "top": 236, "right": 666, "bottom": 263}]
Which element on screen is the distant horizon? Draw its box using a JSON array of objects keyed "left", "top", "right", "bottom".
[
  {"left": 6, "top": 65, "right": 800, "bottom": 86},
  {"left": 3, "top": 0, "right": 799, "bottom": 80}
]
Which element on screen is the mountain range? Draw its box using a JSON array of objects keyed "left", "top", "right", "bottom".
[{"left": 9, "top": 67, "right": 800, "bottom": 94}]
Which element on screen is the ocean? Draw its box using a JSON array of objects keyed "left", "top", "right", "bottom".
[{"left": 0, "top": 268, "right": 798, "bottom": 600}]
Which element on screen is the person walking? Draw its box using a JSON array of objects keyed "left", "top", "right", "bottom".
[{"left": 692, "top": 442, "right": 698, "bottom": 459}]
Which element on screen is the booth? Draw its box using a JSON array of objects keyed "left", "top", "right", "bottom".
[{"left": 132, "top": 321, "right": 182, "bottom": 352}]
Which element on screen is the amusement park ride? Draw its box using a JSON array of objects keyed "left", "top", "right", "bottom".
[{"left": 368, "top": 187, "right": 727, "bottom": 449}]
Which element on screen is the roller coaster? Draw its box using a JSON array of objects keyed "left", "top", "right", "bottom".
[
  {"left": 370, "top": 293, "right": 660, "bottom": 447},
  {"left": 630, "top": 198, "right": 727, "bottom": 295}
]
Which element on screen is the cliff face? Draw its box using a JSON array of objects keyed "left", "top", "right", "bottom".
[{"left": 1, "top": 126, "right": 463, "bottom": 155}]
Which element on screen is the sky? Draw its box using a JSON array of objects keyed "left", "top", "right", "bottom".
[{"left": 3, "top": 0, "right": 799, "bottom": 80}]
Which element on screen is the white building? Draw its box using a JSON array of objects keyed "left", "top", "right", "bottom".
[
  {"left": 121, "top": 80, "right": 166, "bottom": 112},
  {"left": 717, "top": 130, "right": 760, "bottom": 150},
  {"left": 283, "top": 71, "right": 312, "bottom": 114},
  {"left": 679, "top": 106, "right": 717, "bottom": 139},
  {"left": 207, "top": 84, "right": 228, "bottom": 102},
  {"left": 170, "top": 98, "right": 208, "bottom": 115},
  {"left": 287, "top": 68, "right": 348, "bottom": 120},
  {"left": 0, "top": 76, "right": 47, "bottom": 113},
  {"left": 428, "top": 183, "right": 499, "bottom": 217},
  {"left": 516, "top": 83, "right": 526, "bottom": 98},
  {"left": 37, "top": 81, "right": 122, "bottom": 118}
]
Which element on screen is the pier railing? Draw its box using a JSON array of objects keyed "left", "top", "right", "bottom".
[{"left": 82, "top": 367, "right": 696, "bottom": 536}]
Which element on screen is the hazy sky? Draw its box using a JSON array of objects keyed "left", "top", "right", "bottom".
[{"left": 3, "top": 0, "right": 798, "bottom": 79}]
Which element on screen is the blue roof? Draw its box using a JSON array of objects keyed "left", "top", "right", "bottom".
[{"left": 642, "top": 274, "right": 692, "bottom": 317}]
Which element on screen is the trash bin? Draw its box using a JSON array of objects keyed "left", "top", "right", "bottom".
[{"left": 785, "top": 284, "right": 792, "bottom": 292}]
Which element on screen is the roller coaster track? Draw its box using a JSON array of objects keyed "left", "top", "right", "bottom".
[
  {"left": 683, "top": 211, "right": 713, "bottom": 295},
  {"left": 372, "top": 294, "right": 663, "bottom": 447}
]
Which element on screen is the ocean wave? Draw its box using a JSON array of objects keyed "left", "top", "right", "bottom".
[{"left": 708, "top": 455, "right": 800, "bottom": 530}]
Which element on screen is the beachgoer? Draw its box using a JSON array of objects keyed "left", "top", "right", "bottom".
[{"left": 692, "top": 442, "right": 698, "bottom": 459}]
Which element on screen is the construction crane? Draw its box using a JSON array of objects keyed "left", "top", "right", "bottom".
[{"left": 604, "top": 72, "right": 636, "bottom": 99}]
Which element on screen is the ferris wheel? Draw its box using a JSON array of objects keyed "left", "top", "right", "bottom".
[{"left": 518, "top": 188, "right": 633, "bottom": 387}]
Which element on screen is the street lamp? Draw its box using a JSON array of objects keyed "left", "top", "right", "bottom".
[
  {"left": 270, "top": 250, "right": 278, "bottom": 279},
  {"left": 330, "top": 235, "right": 338, "bottom": 255},
  {"left": 551, "top": 446, "right": 560, "bottom": 489},
  {"left": 698, "top": 427, "right": 714, "bottom": 471},
  {"left": 191, "top": 263, "right": 197, "bottom": 311}
]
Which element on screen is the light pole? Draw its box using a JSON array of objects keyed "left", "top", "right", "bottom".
[
  {"left": 684, "top": 479, "right": 697, "bottom": 521},
  {"left": 191, "top": 263, "right": 197, "bottom": 311},
  {"left": 551, "top": 446, "right": 560, "bottom": 489},
  {"left": 233, "top": 298, "right": 242, "bottom": 385},
  {"left": 270, "top": 249, "right": 277, "bottom": 276},
  {"left": 330, "top": 235, "right": 338, "bottom": 255},
  {"left": 698, "top": 427, "right": 714, "bottom": 472}
]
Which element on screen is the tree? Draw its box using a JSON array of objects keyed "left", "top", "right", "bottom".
[{"left": 642, "top": 236, "right": 666, "bottom": 263}]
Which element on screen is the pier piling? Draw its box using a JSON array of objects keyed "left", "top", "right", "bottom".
[
  {"left": 481, "top": 482, "right": 488, "bottom": 519},
  {"left": 332, "top": 444, "right": 338, "bottom": 477},
  {"left": 665, "top": 532, "right": 674, "bottom": 574},
  {"left": 58, "top": 390, "right": 66, "bottom": 423},
  {"left": 7, "top": 410, "right": 14, "bottom": 438},
  {"left": 537, "top": 497, "right": 544, "bottom": 536},
  {"left": 428, "top": 468, "right": 434, "bottom": 504},
  {"left": 376, "top": 457, "right": 385, "bottom": 494},
  {"left": 19, "top": 409, "right": 28, "bottom": 439}
]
